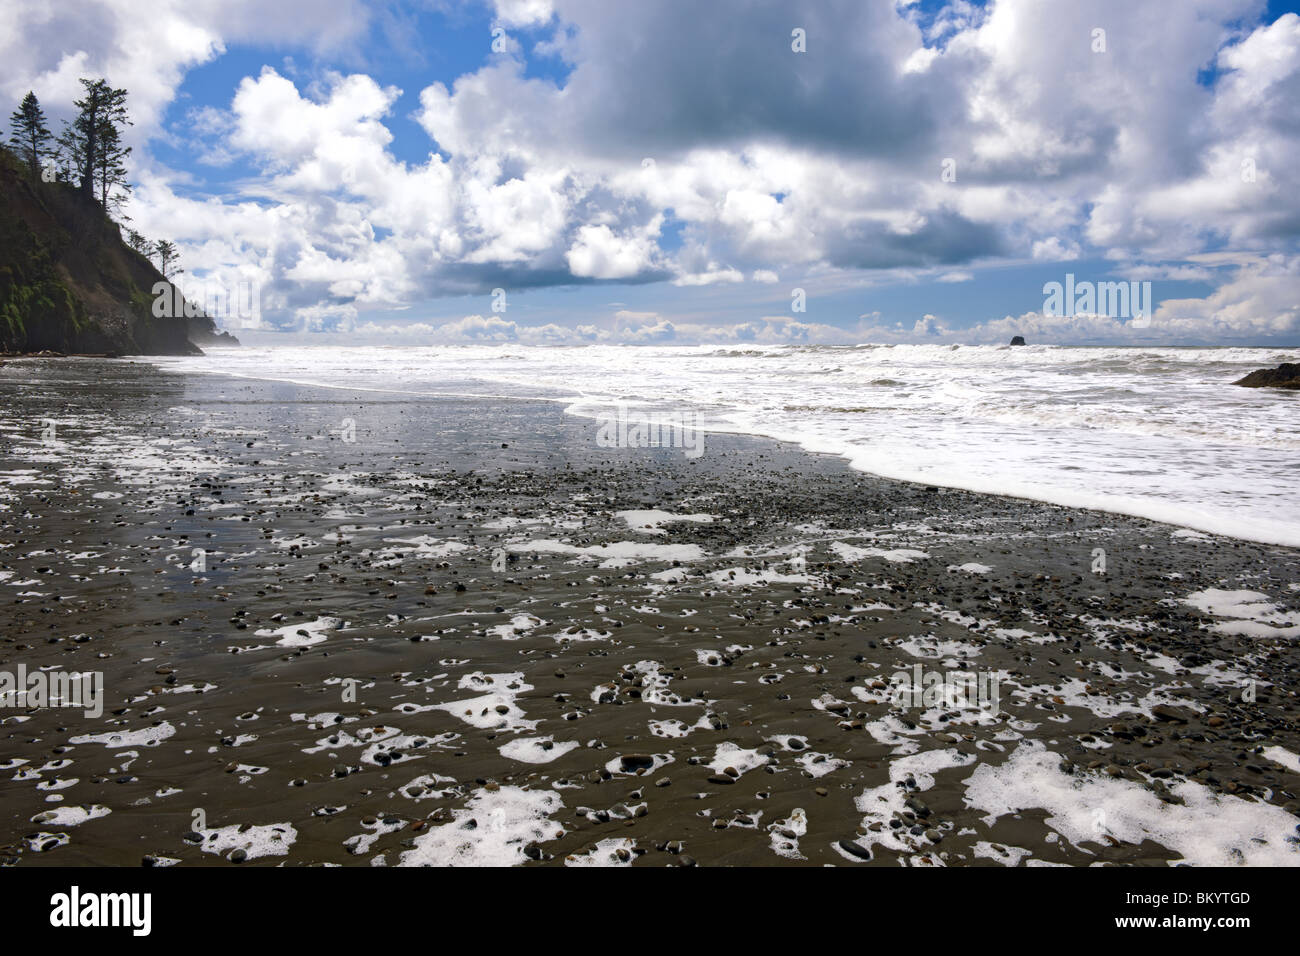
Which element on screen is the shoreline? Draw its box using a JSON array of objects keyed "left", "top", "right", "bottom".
[
  {"left": 0, "top": 358, "right": 1297, "bottom": 866},
  {"left": 144, "top": 352, "right": 1300, "bottom": 549}
]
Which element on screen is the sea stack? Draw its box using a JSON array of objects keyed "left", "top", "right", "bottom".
[
  {"left": 1009, "top": 336, "right": 1026, "bottom": 346},
  {"left": 1232, "top": 363, "right": 1300, "bottom": 389}
]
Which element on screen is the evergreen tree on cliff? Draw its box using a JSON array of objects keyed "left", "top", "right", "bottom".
[
  {"left": 56, "top": 78, "right": 130, "bottom": 207},
  {"left": 125, "top": 229, "right": 151, "bottom": 256},
  {"left": 8, "top": 91, "right": 52, "bottom": 179},
  {"left": 154, "top": 239, "right": 182, "bottom": 279},
  {"left": 94, "top": 120, "right": 132, "bottom": 212}
]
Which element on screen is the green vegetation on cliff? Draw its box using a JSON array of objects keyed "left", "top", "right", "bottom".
[
  {"left": 0, "top": 143, "right": 238, "bottom": 355},
  {"left": 2, "top": 83, "right": 238, "bottom": 356}
]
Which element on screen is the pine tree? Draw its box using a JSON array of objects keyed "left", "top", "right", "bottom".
[
  {"left": 8, "top": 91, "right": 52, "bottom": 178},
  {"left": 155, "top": 240, "right": 183, "bottom": 279},
  {"left": 94, "top": 120, "right": 132, "bottom": 211},
  {"left": 52, "top": 136, "right": 76, "bottom": 182},
  {"left": 56, "top": 124, "right": 86, "bottom": 189},
  {"left": 58, "top": 78, "right": 130, "bottom": 204},
  {"left": 125, "top": 229, "right": 151, "bottom": 256}
]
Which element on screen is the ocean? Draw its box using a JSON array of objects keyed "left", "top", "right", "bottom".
[{"left": 151, "top": 343, "right": 1300, "bottom": 546}]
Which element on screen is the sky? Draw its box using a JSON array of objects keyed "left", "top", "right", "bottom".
[{"left": 4, "top": 0, "right": 1300, "bottom": 346}]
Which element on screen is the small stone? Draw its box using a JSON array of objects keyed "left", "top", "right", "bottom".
[
  {"left": 837, "top": 840, "right": 872, "bottom": 860},
  {"left": 1152, "top": 704, "right": 1190, "bottom": 724}
]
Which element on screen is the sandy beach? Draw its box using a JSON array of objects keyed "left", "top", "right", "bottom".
[{"left": 0, "top": 357, "right": 1298, "bottom": 867}]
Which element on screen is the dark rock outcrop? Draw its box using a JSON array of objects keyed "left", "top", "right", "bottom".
[
  {"left": 1232, "top": 363, "right": 1300, "bottom": 390},
  {"left": 186, "top": 317, "right": 241, "bottom": 348},
  {"left": 0, "top": 145, "right": 236, "bottom": 355},
  {"left": 1009, "top": 335, "right": 1026, "bottom": 346}
]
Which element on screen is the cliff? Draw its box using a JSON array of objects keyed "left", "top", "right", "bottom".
[{"left": 0, "top": 145, "right": 237, "bottom": 355}]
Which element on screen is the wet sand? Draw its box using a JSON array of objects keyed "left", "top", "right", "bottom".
[{"left": 1, "top": 358, "right": 1298, "bottom": 866}]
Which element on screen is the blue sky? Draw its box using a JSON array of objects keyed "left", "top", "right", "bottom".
[{"left": 6, "top": 0, "right": 1300, "bottom": 345}]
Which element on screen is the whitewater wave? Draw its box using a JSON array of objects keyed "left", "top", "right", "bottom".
[{"left": 150, "top": 343, "right": 1300, "bottom": 547}]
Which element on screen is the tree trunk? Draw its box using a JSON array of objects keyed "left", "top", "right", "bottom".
[{"left": 80, "top": 105, "right": 97, "bottom": 200}]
